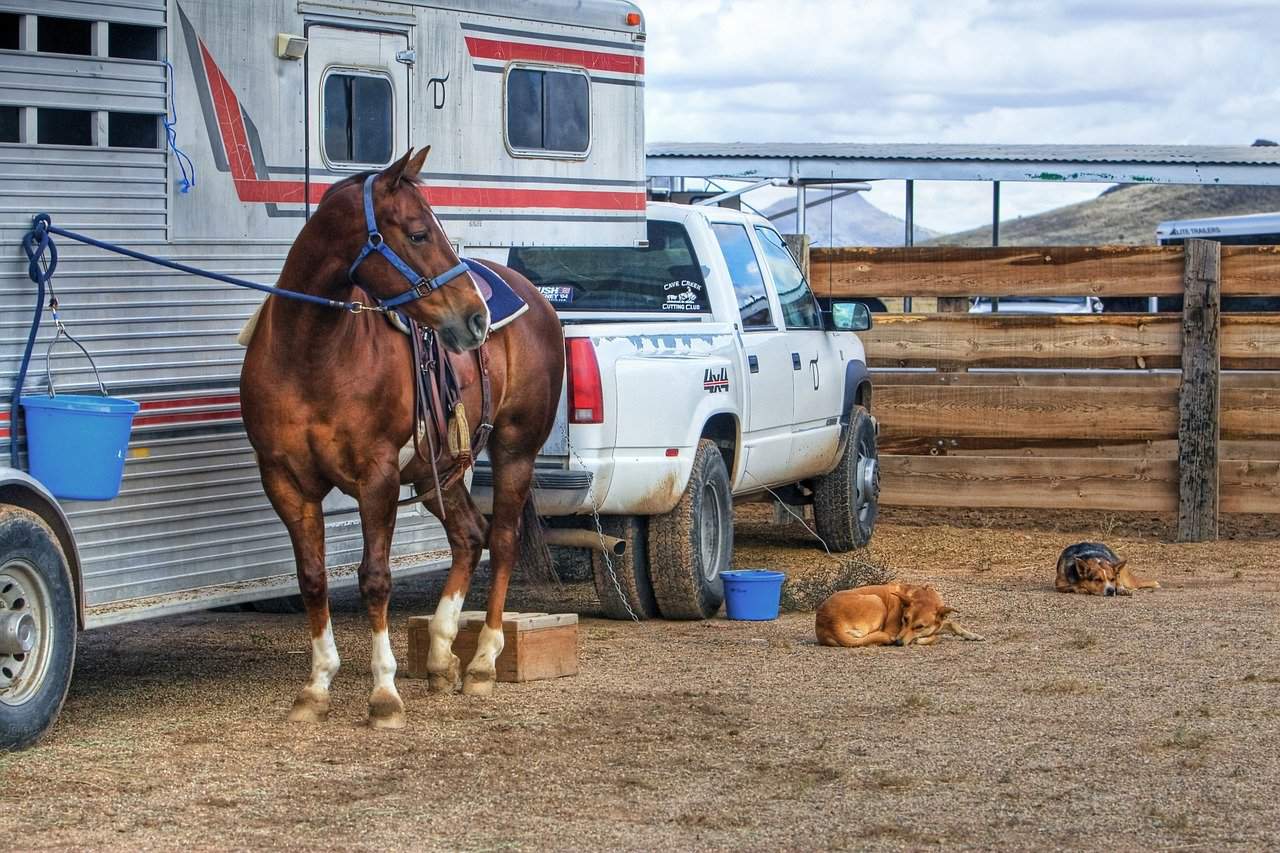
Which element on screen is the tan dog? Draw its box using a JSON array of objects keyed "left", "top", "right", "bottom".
[
  {"left": 1055, "top": 542, "right": 1159, "bottom": 597},
  {"left": 815, "top": 583, "right": 984, "bottom": 648}
]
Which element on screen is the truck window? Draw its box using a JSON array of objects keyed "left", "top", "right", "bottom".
[
  {"left": 506, "top": 67, "right": 590, "bottom": 155},
  {"left": 754, "top": 227, "right": 822, "bottom": 329},
  {"left": 506, "top": 220, "right": 709, "bottom": 313},
  {"left": 322, "top": 71, "right": 393, "bottom": 166},
  {"left": 711, "top": 223, "right": 772, "bottom": 328}
]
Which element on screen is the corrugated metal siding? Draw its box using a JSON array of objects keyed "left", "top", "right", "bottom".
[
  {"left": 0, "top": 53, "right": 168, "bottom": 115},
  {"left": 1, "top": 2, "right": 448, "bottom": 612},
  {"left": 645, "top": 142, "right": 1280, "bottom": 167}
]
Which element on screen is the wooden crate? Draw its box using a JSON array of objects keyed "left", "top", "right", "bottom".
[{"left": 405, "top": 611, "right": 578, "bottom": 683}]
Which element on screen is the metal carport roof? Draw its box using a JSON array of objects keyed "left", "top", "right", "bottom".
[{"left": 646, "top": 142, "right": 1280, "bottom": 186}]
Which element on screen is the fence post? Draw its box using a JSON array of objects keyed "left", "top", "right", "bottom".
[
  {"left": 1176, "top": 238, "right": 1221, "bottom": 542},
  {"left": 783, "top": 234, "right": 811, "bottom": 280}
]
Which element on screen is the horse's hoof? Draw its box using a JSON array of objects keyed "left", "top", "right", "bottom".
[
  {"left": 462, "top": 671, "right": 495, "bottom": 697},
  {"left": 427, "top": 655, "right": 460, "bottom": 694},
  {"left": 287, "top": 689, "right": 330, "bottom": 723},
  {"left": 368, "top": 687, "right": 406, "bottom": 729}
]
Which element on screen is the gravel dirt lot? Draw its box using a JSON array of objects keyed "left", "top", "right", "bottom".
[{"left": 3, "top": 506, "right": 1279, "bottom": 851}]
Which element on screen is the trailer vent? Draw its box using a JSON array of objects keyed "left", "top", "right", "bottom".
[
  {"left": 108, "top": 112, "right": 159, "bottom": 149},
  {"left": 0, "top": 13, "right": 18, "bottom": 50},
  {"left": 108, "top": 23, "right": 160, "bottom": 61},
  {"left": 0, "top": 106, "right": 17, "bottom": 143},
  {"left": 37, "top": 16, "right": 92, "bottom": 56},
  {"left": 37, "top": 108, "right": 92, "bottom": 146}
]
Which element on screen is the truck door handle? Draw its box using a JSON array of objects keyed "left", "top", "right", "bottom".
[
  {"left": 748, "top": 355, "right": 759, "bottom": 374},
  {"left": 810, "top": 357, "right": 820, "bottom": 390},
  {"left": 791, "top": 353, "right": 801, "bottom": 371}
]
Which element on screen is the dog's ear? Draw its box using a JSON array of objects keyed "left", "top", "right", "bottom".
[
  {"left": 938, "top": 605, "right": 955, "bottom": 619},
  {"left": 1073, "top": 556, "right": 1089, "bottom": 576},
  {"left": 1113, "top": 557, "right": 1127, "bottom": 571}
]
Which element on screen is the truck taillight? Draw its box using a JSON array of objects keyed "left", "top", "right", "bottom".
[{"left": 566, "top": 338, "right": 603, "bottom": 424}]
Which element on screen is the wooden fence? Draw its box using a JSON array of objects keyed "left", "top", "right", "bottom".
[{"left": 808, "top": 240, "right": 1280, "bottom": 540}]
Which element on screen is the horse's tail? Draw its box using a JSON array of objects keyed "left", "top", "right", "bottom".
[{"left": 517, "top": 490, "right": 559, "bottom": 586}]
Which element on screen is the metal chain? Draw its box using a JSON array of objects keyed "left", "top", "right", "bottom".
[{"left": 567, "top": 437, "right": 640, "bottom": 623}]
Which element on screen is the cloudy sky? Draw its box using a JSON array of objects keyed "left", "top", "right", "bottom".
[{"left": 640, "top": 0, "right": 1280, "bottom": 234}]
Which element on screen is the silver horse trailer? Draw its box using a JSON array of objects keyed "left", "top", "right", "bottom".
[{"left": 0, "top": 0, "right": 645, "bottom": 748}]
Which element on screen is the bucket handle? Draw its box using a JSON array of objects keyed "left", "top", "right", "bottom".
[{"left": 43, "top": 320, "right": 108, "bottom": 398}]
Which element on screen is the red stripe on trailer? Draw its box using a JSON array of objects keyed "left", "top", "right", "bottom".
[{"left": 464, "top": 36, "right": 644, "bottom": 75}]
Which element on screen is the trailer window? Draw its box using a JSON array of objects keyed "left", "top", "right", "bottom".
[
  {"left": 506, "top": 220, "right": 708, "bottom": 313},
  {"left": 37, "top": 17, "right": 92, "bottom": 56},
  {"left": 322, "top": 71, "right": 393, "bottom": 166},
  {"left": 37, "top": 108, "right": 92, "bottom": 146},
  {"left": 506, "top": 67, "right": 589, "bottom": 155},
  {"left": 711, "top": 223, "right": 772, "bottom": 328},
  {"left": 754, "top": 226, "right": 821, "bottom": 329}
]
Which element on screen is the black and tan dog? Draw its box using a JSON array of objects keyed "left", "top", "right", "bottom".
[{"left": 1055, "top": 542, "right": 1159, "bottom": 596}]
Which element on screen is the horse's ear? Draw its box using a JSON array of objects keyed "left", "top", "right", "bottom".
[
  {"left": 383, "top": 148, "right": 415, "bottom": 185},
  {"left": 401, "top": 146, "right": 430, "bottom": 183}
]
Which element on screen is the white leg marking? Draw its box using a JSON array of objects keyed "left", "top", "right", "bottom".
[
  {"left": 308, "top": 620, "right": 340, "bottom": 693},
  {"left": 468, "top": 624, "right": 505, "bottom": 679},
  {"left": 371, "top": 628, "right": 398, "bottom": 694},
  {"left": 427, "top": 591, "right": 464, "bottom": 673}
]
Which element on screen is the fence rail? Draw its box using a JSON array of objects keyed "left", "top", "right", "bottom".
[{"left": 805, "top": 240, "right": 1280, "bottom": 538}]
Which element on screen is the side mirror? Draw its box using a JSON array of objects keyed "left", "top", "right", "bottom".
[{"left": 827, "top": 301, "right": 872, "bottom": 332}]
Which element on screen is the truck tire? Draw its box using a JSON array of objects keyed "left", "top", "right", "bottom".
[
  {"left": 813, "top": 406, "right": 879, "bottom": 551},
  {"left": 591, "top": 516, "right": 659, "bottom": 620},
  {"left": 0, "top": 508, "right": 77, "bottom": 751},
  {"left": 648, "top": 439, "right": 733, "bottom": 620}
]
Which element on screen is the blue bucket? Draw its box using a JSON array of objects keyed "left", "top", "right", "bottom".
[
  {"left": 721, "top": 569, "right": 786, "bottom": 621},
  {"left": 21, "top": 394, "right": 140, "bottom": 500}
]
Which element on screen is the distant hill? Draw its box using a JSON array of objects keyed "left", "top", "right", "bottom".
[
  {"left": 931, "top": 184, "right": 1280, "bottom": 246},
  {"left": 760, "top": 188, "right": 938, "bottom": 247}
]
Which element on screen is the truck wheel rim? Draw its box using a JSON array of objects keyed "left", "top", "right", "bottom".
[
  {"left": 0, "top": 559, "right": 54, "bottom": 707},
  {"left": 856, "top": 453, "right": 879, "bottom": 523},
  {"left": 699, "top": 480, "right": 724, "bottom": 582}
]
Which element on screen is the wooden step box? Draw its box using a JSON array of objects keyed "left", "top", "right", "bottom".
[{"left": 406, "top": 611, "right": 579, "bottom": 683}]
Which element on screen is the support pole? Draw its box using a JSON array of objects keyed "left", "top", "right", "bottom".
[
  {"left": 795, "top": 184, "right": 807, "bottom": 236},
  {"left": 903, "top": 179, "right": 914, "bottom": 313},
  {"left": 991, "top": 181, "right": 1000, "bottom": 312},
  {"left": 1176, "top": 238, "right": 1221, "bottom": 542}
]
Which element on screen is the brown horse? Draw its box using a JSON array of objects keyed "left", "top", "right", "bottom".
[{"left": 240, "top": 149, "right": 564, "bottom": 728}]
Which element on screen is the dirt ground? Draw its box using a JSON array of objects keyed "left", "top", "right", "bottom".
[{"left": 3, "top": 506, "right": 1280, "bottom": 852}]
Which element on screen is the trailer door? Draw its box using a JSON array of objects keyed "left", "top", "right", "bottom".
[{"left": 306, "top": 26, "right": 411, "bottom": 200}]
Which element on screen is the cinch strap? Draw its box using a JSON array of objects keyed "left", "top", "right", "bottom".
[{"left": 348, "top": 174, "right": 469, "bottom": 309}]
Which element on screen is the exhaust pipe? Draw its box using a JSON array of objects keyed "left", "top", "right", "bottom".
[{"left": 542, "top": 528, "right": 627, "bottom": 556}]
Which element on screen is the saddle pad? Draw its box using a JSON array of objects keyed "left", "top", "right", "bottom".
[{"left": 464, "top": 258, "right": 528, "bottom": 331}]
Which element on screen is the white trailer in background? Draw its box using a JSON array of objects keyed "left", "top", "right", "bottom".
[{"left": 0, "top": 0, "right": 646, "bottom": 748}]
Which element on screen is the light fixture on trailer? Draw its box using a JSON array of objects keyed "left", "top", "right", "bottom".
[{"left": 275, "top": 33, "right": 308, "bottom": 60}]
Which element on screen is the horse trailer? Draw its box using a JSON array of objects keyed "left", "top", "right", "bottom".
[{"left": 0, "top": 0, "right": 646, "bottom": 748}]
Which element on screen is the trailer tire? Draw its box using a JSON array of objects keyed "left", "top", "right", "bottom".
[
  {"left": 591, "top": 516, "right": 659, "bottom": 620},
  {"left": 813, "top": 406, "right": 878, "bottom": 552},
  {"left": 647, "top": 440, "right": 732, "bottom": 620},
  {"left": 0, "top": 508, "right": 76, "bottom": 751}
]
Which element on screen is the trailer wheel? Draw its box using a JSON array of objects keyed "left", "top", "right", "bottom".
[
  {"left": 648, "top": 440, "right": 732, "bottom": 620},
  {"left": 591, "top": 516, "right": 659, "bottom": 620},
  {"left": 813, "top": 406, "right": 879, "bottom": 552},
  {"left": 0, "top": 508, "right": 76, "bottom": 751}
]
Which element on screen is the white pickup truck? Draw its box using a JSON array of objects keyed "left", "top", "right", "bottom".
[{"left": 473, "top": 202, "right": 878, "bottom": 620}]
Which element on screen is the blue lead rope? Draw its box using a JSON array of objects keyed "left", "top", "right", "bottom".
[{"left": 11, "top": 213, "right": 383, "bottom": 469}]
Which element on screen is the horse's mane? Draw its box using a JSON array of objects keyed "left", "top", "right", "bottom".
[{"left": 321, "top": 170, "right": 425, "bottom": 203}]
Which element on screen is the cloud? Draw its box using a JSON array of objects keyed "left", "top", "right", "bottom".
[{"left": 640, "top": 0, "right": 1279, "bottom": 231}]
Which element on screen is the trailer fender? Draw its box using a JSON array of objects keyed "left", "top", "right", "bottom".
[{"left": 0, "top": 470, "right": 84, "bottom": 630}]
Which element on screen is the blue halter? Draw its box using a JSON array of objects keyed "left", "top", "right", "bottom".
[{"left": 347, "top": 173, "right": 469, "bottom": 309}]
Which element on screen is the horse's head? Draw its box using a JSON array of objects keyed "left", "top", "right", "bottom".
[{"left": 329, "top": 148, "right": 490, "bottom": 352}]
